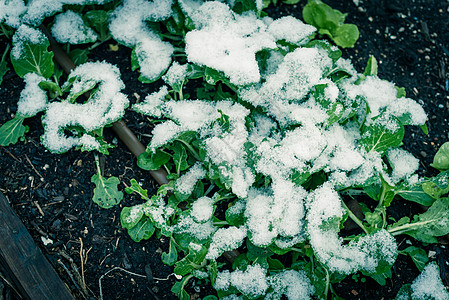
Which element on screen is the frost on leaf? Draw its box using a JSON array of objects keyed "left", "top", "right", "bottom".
[
  {"left": 0, "top": 0, "right": 27, "bottom": 28},
  {"left": 41, "top": 62, "right": 129, "bottom": 153}
]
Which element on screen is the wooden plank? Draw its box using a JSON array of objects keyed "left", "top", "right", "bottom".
[{"left": 0, "top": 192, "right": 74, "bottom": 300}]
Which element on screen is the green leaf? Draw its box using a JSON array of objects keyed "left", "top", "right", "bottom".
[
  {"left": 395, "top": 86, "right": 406, "bottom": 98},
  {"left": 162, "top": 238, "right": 178, "bottom": 266},
  {"left": 303, "top": 0, "right": 345, "bottom": 33},
  {"left": 127, "top": 217, "right": 155, "bottom": 242},
  {"left": 363, "top": 55, "right": 378, "bottom": 76},
  {"left": 174, "top": 246, "right": 208, "bottom": 276},
  {"left": 369, "top": 268, "right": 392, "bottom": 286},
  {"left": 0, "top": 57, "right": 9, "bottom": 86},
  {"left": 120, "top": 205, "right": 144, "bottom": 229},
  {"left": 361, "top": 117, "right": 404, "bottom": 153},
  {"left": 400, "top": 246, "right": 428, "bottom": 272},
  {"left": 232, "top": 0, "right": 258, "bottom": 14},
  {"left": 332, "top": 23, "right": 359, "bottom": 48},
  {"left": 39, "top": 81, "right": 62, "bottom": 98},
  {"left": 137, "top": 149, "right": 170, "bottom": 171},
  {"left": 91, "top": 174, "right": 123, "bottom": 209},
  {"left": 172, "top": 143, "right": 190, "bottom": 173},
  {"left": 83, "top": 10, "right": 111, "bottom": 41},
  {"left": 69, "top": 48, "right": 89, "bottom": 66},
  {"left": 282, "top": 0, "right": 300, "bottom": 4},
  {"left": 431, "top": 142, "right": 449, "bottom": 170},
  {"left": 0, "top": 116, "right": 28, "bottom": 146},
  {"left": 225, "top": 205, "right": 245, "bottom": 226},
  {"left": 396, "top": 184, "right": 435, "bottom": 206},
  {"left": 171, "top": 276, "right": 192, "bottom": 300},
  {"left": 125, "top": 178, "right": 150, "bottom": 200},
  {"left": 11, "top": 37, "right": 54, "bottom": 79},
  {"left": 395, "top": 284, "right": 412, "bottom": 300},
  {"left": 388, "top": 197, "right": 449, "bottom": 243}
]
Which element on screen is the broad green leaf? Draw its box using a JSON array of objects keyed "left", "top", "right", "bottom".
[
  {"left": 174, "top": 246, "right": 208, "bottom": 276},
  {"left": 84, "top": 10, "right": 111, "bottom": 41},
  {"left": 120, "top": 205, "right": 144, "bottom": 229},
  {"left": 368, "top": 268, "right": 392, "bottom": 286},
  {"left": 303, "top": 0, "right": 345, "bottom": 33},
  {"left": 246, "top": 240, "right": 273, "bottom": 261},
  {"left": 267, "top": 257, "right": 285, "bottom": 270},
  {"left": 127, "top": 217, "right": 155, "bottom": 242},
  {"left": 91, "top": 174, "right": 123, "bottom": 209},
  {"left": 400, "top": 246, "right": 428, "bottom": 272},
  {"left": 420, "top": 170, "right": 449, "bottom": 200},
  {"left": 431, "top": 142, "right": 449, "bottom": 170},
  {"left": 11, "top": 38, "right": 54, "bottom": 79},
  {"left": 69, "top": 48, "right": 89, "bottom": 66},
  {"left": 162, "top": 238, "right": 178, "bottom": 266},
  {"left": 332, "top": 23, "right": 359, "bottom": 48},
  {"left": 232, "top": 0, "right": 258, "bottom": 14},
  {"left": 137, "top": 149, "right": 170, "bottom": 171},
  {"left": 396, "top": 184, "right": 435, "bottom": 206},
  {"left": 361, "top": 118, "right": 404, "bottom": 153},
  {"left": 217, "top": 162, "right": 233, "bottom": 190},
  {"left": 363, "top": 55, "right": 378, "bottom": 76},
  {"left": 0, "top": 116, "right": 28, "bottom": 146},
  {"left": 388, "top": 197, "right": 449, "bottom": 243},
  {"left": 125, "top": 178, "right": 150, "bottom": 200},
  {"left": 203, "top": 296, "right": 218, "bottom": 300}
]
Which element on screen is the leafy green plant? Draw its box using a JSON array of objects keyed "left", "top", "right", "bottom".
[
  {"left": 1, "top": 0, "right": 448, "bottom": 299},
  {"left": 303, "top": 0, "right": 359, "bottom": 48}
]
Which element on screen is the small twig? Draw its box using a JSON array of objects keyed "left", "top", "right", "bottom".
[
  {"left": 99, "top": 267, "right": 174, "bottom": 300},
  {"left": 79, "top": 238, "right": 87, "bottom": 294},
  {"left": 24, "top": 154, "right": 44, "bottom": 180},
  {"left": 33, "top": 201, "right": 45, "bottom": 216},
  {"left": 2, "top": 148, "right": 21, "bottom": 162}
]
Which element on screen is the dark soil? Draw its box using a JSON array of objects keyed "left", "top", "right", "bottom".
[{"left": 1, "top": 0, "right": 449, "bottom": 299}]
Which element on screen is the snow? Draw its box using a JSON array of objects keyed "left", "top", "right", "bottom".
[
  {"left": 133, "top": 86, "right": 169, "bottom": 117},
  {"left": 268, "top": 16, "right": 316, "bottom": 45},
  {"left": 411, "top": 262, "right": 449, "bottom": 300},
  {"left": 163, "top": 62, "right": 188, "bottom": 89},
  {"left": 51, "top": 10, "right": 97, "bottom": 44},
  {"left": 175, "top": 162, "right": 206, "bottom": 196},
  {"left": 267, "top": 270, "right": 314, "bottom": 300},
  {"left": 11, "top": 24, "right": 47, "bottom": 60},
  {"left": 41, "top": 62, "right": 129, "bottom": 153},
  {"left": 387, "top": 148, "right": 419, "bottom": 183},
  {"left": 0, "top": 0, "right": 27, "bottom": 28},
  {"left": 206, "top": 226, "right": 247, "bottom": 260},
  {"left": 16, "top": 73, "right": 47, "bottom": 117},
  {"left": 109, "top": 0, "right": 174, "bottom": 81},
  {"left": 191, "top": 196, "right": 214, "bottom": 223},
  {"left": 306, "top": 184, "right": 397, "bottom": 274}
]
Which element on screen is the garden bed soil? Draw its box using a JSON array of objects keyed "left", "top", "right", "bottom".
[{"left": 0, "top": 0, "right": 448, "bottom": 299}]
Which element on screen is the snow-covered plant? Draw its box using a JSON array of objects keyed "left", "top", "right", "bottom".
[{"left": 1, "top": 0, "right": 449, "bottom": 299}]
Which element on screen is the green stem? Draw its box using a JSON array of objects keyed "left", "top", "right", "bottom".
[
  {"left": 324, "top": 268, "right": 330, "bottom": 299},
  {"left": 204, "top": 184, "right": 215, "bottom": 196},
  {"left": 175, "top": 138, "right": 201, "bottom": 161},
  {"left": 388, "top": 220, "right": 433, "bottom": 236},
  {"left": 94, "top": 153, "right": 101, "bottom": 175},
  {"left": 213, "top": 221, "right": 229, "bottom": 226},
  {"left": 341, "top": 200, "right": 369, "bottom": 235},
  {"left": 1, "top": 44, "right": 10, "bottom": 62}
]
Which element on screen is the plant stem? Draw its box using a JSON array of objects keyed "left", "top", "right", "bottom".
[
  {"left": 175, "top": 138, "right": 201, "bottom": 161},
  {"left": 94, "top": 153, "right": 101, "bottom": 176},
  {"left": 324, "top": 267, "right": 330, "bottom": 299},
  {"left": 1, "top": 44, "right": 10, "bottom": 62},
  {"left": 341, "top": 200, "right": 369, "bottom": 235}
]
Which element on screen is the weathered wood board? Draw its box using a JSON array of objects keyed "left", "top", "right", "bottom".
[{"left": 0, "top": 192, "right": 74, "bottom": 300}]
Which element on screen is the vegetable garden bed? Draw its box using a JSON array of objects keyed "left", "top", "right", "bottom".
[{"left": 0, "top": 0, "right": 449, "bottom": 299}]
